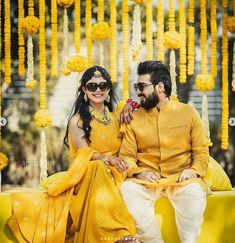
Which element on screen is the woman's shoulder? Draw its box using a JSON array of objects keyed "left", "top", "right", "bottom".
[{"left": 69, "top": 114, "right": 83, "bottom": 129}]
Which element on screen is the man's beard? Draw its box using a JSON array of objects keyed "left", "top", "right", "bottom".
[{"left": 139, "top": 91, "right": 159, "bottom": 110}]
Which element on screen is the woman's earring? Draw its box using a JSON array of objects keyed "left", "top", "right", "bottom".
[
  {"left": 84, "top": 93, "right": 88, "bottom": 102},
  {"left": 106, "top": 95, "right": 110, "bottom": 102}
]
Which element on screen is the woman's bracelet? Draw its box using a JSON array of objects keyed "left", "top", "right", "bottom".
[
  {"left": 126, "top": 98, "right": 139, "bottom": 109},
  {"left": 101, "top": 155, "right": 110, "bottom": 165}
]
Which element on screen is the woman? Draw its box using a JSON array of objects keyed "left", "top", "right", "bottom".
[{"left": 8, "top": 66, "right": 138, "bottom": 243}]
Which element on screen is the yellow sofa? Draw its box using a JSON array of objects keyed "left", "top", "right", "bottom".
[{"left": 1, "top": 189, "right": 235, "bottom": 243}]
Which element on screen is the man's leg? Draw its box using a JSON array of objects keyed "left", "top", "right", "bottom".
[
  {"left": 167, "top": 183, "right": 206, "bottom": 243},
  {"left": 120, "top": 181, "right": 164, "bottom": 243}
]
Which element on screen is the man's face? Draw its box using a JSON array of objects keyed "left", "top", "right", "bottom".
[{"left": 134, "top": 74, "right": 159, "bottom": 110}]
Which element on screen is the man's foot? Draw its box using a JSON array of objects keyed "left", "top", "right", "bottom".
[{"left": 116, "top": 235, "right": 141, "bottom": 243}]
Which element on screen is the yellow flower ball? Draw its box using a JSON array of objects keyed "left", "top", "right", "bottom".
[
  {"left": 22, "top": 16, "right": 40, "bottom": 34},
  {"left": 66, "top": 54, "right": 87, "bottom": 72},
  {"left": 34, "top": 109, "right": 53, "bottom": 128},
  {"left": 25, "top": 79, "right": 37, "bottom": 89},
  {"left": 132, "top": 0, "right": 144, "bottom": 3},
  {"left": 0, "top": 152, "right": 8, "bottom": 170},
  {"left": 57, "top": 0, "right": 74, "bottom": 8},
  {"left": 92, "top": 22, "right": 111, "bottom": 41},
  {"left": 227, "top": 17, "right": 235, "bottom": 34},
  {"left": 163, "top": 31, "right": 181, "bottom": 49},
  {"left": 61, "top": 67, "right": 71, "bottom": 76},
  {"left": 195, "top": 74, "right": 215, "bottom": 92}
]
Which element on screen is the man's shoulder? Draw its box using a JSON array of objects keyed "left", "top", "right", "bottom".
[
  {"left": 132, "top": 107, "right": 149, "bottom": 119},
  {"left": 170, "top": 100, "right": 195, "bottom": 113}
]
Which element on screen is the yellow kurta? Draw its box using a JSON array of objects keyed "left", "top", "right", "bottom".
[
  {"left": 7, "top": 112, "right": 136, "bottom": 243},
  {"left": 119, "top": 100, "right": 209, "bottom": 190}
]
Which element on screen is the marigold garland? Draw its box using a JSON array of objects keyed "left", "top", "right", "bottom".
[
  {"left": 122, "top": 0, "right": 129, "bottom": 100},
  {"left": 98, "top": 0, "right": 104, "bottom": 22},
  {"left": 227, "top": 17, "right": 235, "bottom": 33},
  {"left": 51, "top": 0, "right": 58, "bottom": 77},
  {"left": 187, "top": 0, "right": 195, "bottom": 75},
  {"left": 132, "top": 0, "right": 144, "bottom": 3},
  {"left": 66, "top": 54, "right": 87, "bottom": 72},
  {"left": 179, "top": 0, "right": 186, "bottom": 84},
  {"left": 28, "top": 0, "right": 34, "bottom": 16},
  {"left": 195, "top": 74, "right": 215, "bottom": 91},
  {"left": 110, "top": 0, "right": 117, "bottom": 82},
  {"left": 210, "top": 0, "right": 217, "bottom": 77},
  {"left": 169, "top": 0, "right": 175, "bottom": 32},
  {"left": 34, "top": 109, "right": 53, "bottom": 128},
  {"left": 57, "top": 0, "right": 74, "bottom": 8},
  {"left": 92, "top": 22, "right": 111, "bottom": 41},
  {"left": 74, "top": 0, "right": 81, "bottom": 53},
  {"left": 0, "top": 152, "right": 8, "bottom": 170},
  {"left": 163, "top": 31, "right": 181, "bottom": 49},
  {"left": 61, "top": 8, "right": 69, "bottom": 75},
  {"left": 25, "top": 79, "right": 37, "bottom": 89},
  {"left": 22, "top": 16, "right": 40, "bottom": 34},
  {"left": 86, "top": 0, "right": 93, "bottom": 66},
  {"left": 146, "top": 0, "right": 153, "bottom": 60},
  {"left": 157, "top": 0, "right": 164, "bottom": 62},
  {"left": 221, "top": 0, "right": 229, "bottom": 149},
  {"left": 18, "top": 0, "right": 25, "bottom": 77},
  {"left": 4, "top": 0, "right": 11, "bottom": 84},
  {"left": 131, "top": 3, "right": 142, "bottom": 61}
]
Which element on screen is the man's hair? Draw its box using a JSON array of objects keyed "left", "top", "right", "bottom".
[{"left": 137, "top": 61, "right": 172, "bottom": 97}]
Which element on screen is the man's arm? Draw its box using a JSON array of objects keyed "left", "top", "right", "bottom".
[
  {"left": 119, "top": 123, "right": 149, "bottom": 177},
  {"left": 190, "top": 108, "right": 210, "bottom": 178}
]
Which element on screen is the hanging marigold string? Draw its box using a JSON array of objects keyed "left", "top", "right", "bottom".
[
  {"left": 179, "top": 0, "right": 186, "bottom": 83},
  {"left": 195, "top": 0, "right": 214, "bottom": 146},
  {"left": 18, "top": 0, "right": 25, "bottom": 77},
  {"left": 74, "top": 0, "right": 81, "bottom": 53},
  {"left": 98, "top": 0, "right": 104, "bottom": 67},
  {"left": 131, "top": 2, "right": 142, "bottom": 62},
  {"left": 86, "top": 0, "right": 93, "bottom": 67},
  {"left": 221, "top": 0, "right": 229, "bottom": 150},
  {"left": 51, "top": 0, "right": 58, "bottom": 77},
  {"left": 146, "top": 0, "right": 153, "bottom": 60},
  {"left": 122, "top": 0, "right": 129, "bottom": 100},
  {"left": 110, "top": 0, "right": 117, "bottom": 82},
  {"left": 187, "top": 0, "right": 195, "bottom": 75},
  {"left": 4, "top": 0, "right": 11, "bottom": 84},
  {"left": 28, "top": 0, "right": 34, "bottom": 16},
  {"left": 157, "top": 0, "right": 164, "bottom": 62},
  {"left": 210, "top": 0, "right": 217, "bottom": 77}
]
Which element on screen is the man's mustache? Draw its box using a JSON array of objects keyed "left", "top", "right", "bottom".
[{"left": 138, "top": 94, "right": 145, "bottom": 98}]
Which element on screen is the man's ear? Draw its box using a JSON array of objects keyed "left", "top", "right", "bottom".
[{"left": 158, "top": 82, "right": 165, "bottom": 93}]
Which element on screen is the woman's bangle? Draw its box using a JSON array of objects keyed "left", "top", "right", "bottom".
[
  {"left": 101, "top": 155, "right": 110, "bottom": 165},
  {"left": 126, "top": 98, "right": 139, "bottom": 109}
]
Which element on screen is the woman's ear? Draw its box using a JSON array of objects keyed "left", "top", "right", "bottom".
[{"left": 82, "top": 86, "right": 86, "bottom": 93}]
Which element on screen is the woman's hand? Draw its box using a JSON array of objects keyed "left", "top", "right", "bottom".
[
  {"left": 106, "top": 156, "right": 129, "bottom": 172},
  {"left": 120, "top": 103, "right": 134, "bottom": 124}
]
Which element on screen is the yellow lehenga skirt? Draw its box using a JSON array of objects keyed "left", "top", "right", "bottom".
[{"left": 7, "top": 147, "right": 136, "bottom": 243}]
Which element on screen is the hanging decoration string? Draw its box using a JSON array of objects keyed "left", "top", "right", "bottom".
[
  {"left": 210, "top": 0, "right": 217, "bottom": 77},
  {"left": 146, "top": 0, "right": 153, "bottom": 60},
  {"left": 51, "top": 0, "right": 58, "bottom": 77},
  {"left": 157, "top": 0, "right": 164, "bottom": 62},
  {"left": 18, "top": 0, "right": 25, "bottom": 77}
]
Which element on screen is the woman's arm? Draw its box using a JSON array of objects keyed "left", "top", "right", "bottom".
[{"left": 69, "top": 116, "right": 128, "bottom": 172}]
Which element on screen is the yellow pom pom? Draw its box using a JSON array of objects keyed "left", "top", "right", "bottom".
[
  {"left": 22, "top": 16, "right": 40, "bottom": 34},
  {"left": 195, "top": 74, "right": 215, "bottom": 92},
  {"left": 227, "top": 17, "right": 235, "bottom": 34},
  {"left": 163, "top": 31, "right": 181, "bottom": 49},
  {"left": 61, "top": 67, "right": 71, "bottom": 76},
  {"left": 34, "top": 109, "right": 53, "bottom": 128},
  {"left": 57, "top": 0, "right": 74, "bottom": 8},
  {"left": 132, "top": 0, "right": 144, "bottom": 3},
  {"left": 25, "top": 79, "right": 37, "bottom": 89},
  {"left": 92, "top": 22, "right": 111, "bottom": 41},
  {"left": 0, "top": 152, "right": 8, "bottom": 170},
  {"left": 66, "top": 54, "right": 87, "bottom": 72}
]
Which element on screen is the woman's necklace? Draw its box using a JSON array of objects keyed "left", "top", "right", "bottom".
[{"left": 89, "top": 106, "right": 111, "bottom": 125}]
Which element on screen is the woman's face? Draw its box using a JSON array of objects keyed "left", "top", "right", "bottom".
[{"left": 83, "top": 76, "right": 110, "bottom": 105}]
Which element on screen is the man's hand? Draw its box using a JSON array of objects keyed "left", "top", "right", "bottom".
[
  {"left": 120, "top": 103, "right": 133, "bottom": 124},
  {"left": 134, "top": 171, "right": 159, "bottom": 183},
  {"left": 177, "top": 169, "right": 198, "bottom": 182}
]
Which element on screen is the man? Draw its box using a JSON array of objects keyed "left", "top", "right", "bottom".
[{"left": 119, "top": 61, "right": 209, "bottom": 243}]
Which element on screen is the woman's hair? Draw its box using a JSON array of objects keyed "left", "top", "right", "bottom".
[{"left": 64, "top": 66, "right": 117, "bottom": 147}]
